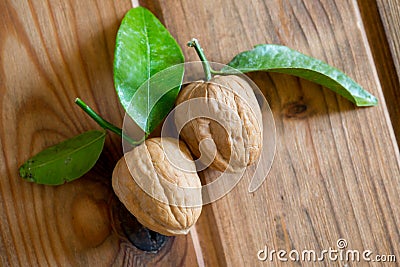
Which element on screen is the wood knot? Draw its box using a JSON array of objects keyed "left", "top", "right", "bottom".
[
  {"left": 71, "top": 194, "right": 111, "bottom": 248},
  {"left": 284, "top": 102, "right": 308, "bottom": 119}
]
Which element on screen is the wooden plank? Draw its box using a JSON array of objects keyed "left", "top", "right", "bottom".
[
  {"left": 357, "top": 0, "right": 400, "bottom": 146},
  {"left": 376, "top": 0, "right": 400, "bottom": 80},
  {"left": 139, "top": 0, "right": 400, "bottom": 266},
  {"left": 0, "top": 0, "right": 200, "bottom": 266},
  {"left": 2, "top": 0, "right": 400, "bottom": 266},
  {"left": 375, "top": 0, "right": 400, "bottom": 139}
]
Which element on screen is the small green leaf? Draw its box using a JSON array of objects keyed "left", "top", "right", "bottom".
[
  {"left": 19, "top": 130, "right": 106, "bottom": 185},
  {"left": 224, "top": 44, "right": 377, "bottom": 106},
  {"left": 114, "top": 7, "right": 184, "bottom": 134}
]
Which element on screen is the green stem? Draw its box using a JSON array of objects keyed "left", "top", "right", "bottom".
[
  {"left": 187, "top": 38, "right": 212, "bottom": 81},
  {"left": 75, "top": 98, "right": 143, "bottom": 145}
]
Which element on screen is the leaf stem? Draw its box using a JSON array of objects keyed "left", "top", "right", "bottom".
[
  {"left": 74, "top": 98, "right": 143, "bottom": 145},
  {"left": 187, "top": 38, "right": 212, "bottom": 81}
]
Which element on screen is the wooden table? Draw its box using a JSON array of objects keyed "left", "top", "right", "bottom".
[{"left": 1, "top": 0, "right": 399, "bottom": 266}]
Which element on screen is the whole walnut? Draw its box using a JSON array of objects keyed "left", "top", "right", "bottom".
[
  {"left": 112, "top": 137, "right": 202, "bottom": 236},
  {"left": 175, "top": 75, "right": 263, "bottom": 172}
]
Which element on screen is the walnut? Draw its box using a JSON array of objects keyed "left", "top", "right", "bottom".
[
  {"left": 175, "top": 75, "right": 263, "bottom": 172},
  {"left": 112, "top": 137, "right": 202, "bottom": 236}
]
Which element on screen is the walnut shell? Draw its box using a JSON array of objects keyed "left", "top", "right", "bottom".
[
  {"left": 112, "top": 137, "right": 202, "bottom": 236},
  {"left": 175, "top": 75, "right": 263, "bottom": 172}
]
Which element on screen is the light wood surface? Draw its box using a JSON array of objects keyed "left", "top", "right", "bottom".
[
  {"left": 0, "top": 0, "right": 198, "bottom": 266},
  {"left": 1, "top": 0, "right": 399, "bottom": 266},
  {"left": 147, "top": 0, "right": 400, "bottom": 266}
]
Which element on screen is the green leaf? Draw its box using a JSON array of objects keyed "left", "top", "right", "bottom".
[
  {"left": 19, "top": 130, "right": 106, "bottom": 185},
  {"left": 127, "top": 64, "right": 184, "bottom": 134},
  {"left": 114, "top": 7, "right": 184, "bottom": 134},
  {"left": 224, "top": 44, "right": 378, "bottom": 106}
]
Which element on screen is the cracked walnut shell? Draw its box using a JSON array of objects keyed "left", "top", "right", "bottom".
[
  {"left": 175, "top": 75, "right": 263, "bottom": 172},
  {"left": 112, "top": 137, "right": 202, "bottom": 236}
]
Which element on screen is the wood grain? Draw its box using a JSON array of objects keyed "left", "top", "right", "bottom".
[
  {"left": 377, "top": 0, "right": 400, "bottom": 79},
  {"left": 1, "top": 0, "right": 400, "bottom": 266},
  {"left": 374, "top": 0, "right": 400, "bottom": 141},
  {"left": 141, "top": 0, "right": 400, "bottom": 266},
  {"left": 357, "top": 0, "right": 400, "bottom": 146},
  {"left": 0, "top": 0, "right": 199, "bottom": 266}
]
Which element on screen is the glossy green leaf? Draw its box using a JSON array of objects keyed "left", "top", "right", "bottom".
[
  {"left": 19, "top": 130, "right": 106, "bottom": 185},
  {"left": 114, "top": 7, "right": 184, "bottom": 134},
  {"left": 127, "top": 64, "right": 184, "bottom": 134},
  {"left": 224, "top": 44, "right": 377, "bottom": 106}
]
